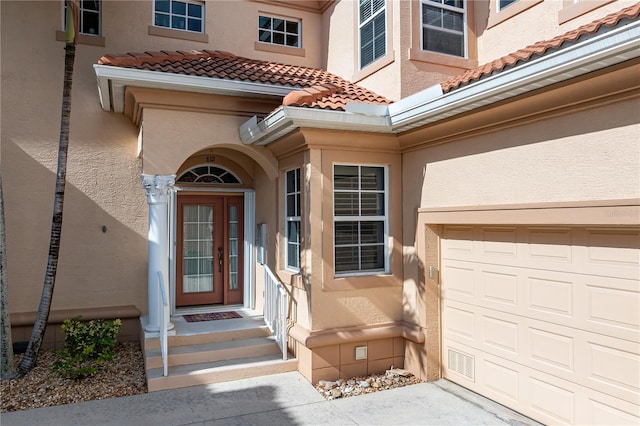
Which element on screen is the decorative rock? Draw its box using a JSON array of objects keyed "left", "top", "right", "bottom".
[
  {"left": 330, "top": 388, "right": 342, "bottom": 399},
  {"left": 359, "top": 381, "right": 370, "bottom": 388},
  {"left": 387, "top": 368, "right": 412, "bottom": 377},
  {"left": 372, "top": 382, "right": 381, "bottom": 389},
  {"left": 314, "top": 370, "right": 422, "bottom": 401},
  {"left": 347, "top": 379, "right": 356, "bottom": 386}
]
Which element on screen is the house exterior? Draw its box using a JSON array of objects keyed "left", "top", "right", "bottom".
[{"left": 2, "top": 0, "right": 639, "bottom": 423}]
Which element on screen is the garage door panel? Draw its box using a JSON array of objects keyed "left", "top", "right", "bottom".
[
  {"left": 585, "top": 281, "right": 640, "bottom": 332},
  {"left": 443, "top": 259, "right": 639, "bottom": 342},
  {"left": 444, "top": 299, "right": 640, "bottom": 404},
  {"left": 443, "top": 226, "right": 640, "bottom": 279},
  {"left": 443, "top": 339, "right": 640, "bottom": 425}
]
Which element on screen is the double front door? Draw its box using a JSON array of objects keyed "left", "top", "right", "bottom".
[{"left": 176, "top": 194, "right": 244, "bottom": 306}]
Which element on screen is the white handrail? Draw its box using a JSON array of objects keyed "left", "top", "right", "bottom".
[
  {"left": 157, "top": 271, "right": 168, "bottom": 377},
  {"left": 263, "top": 265, "right": 288, "bottom": 361}
]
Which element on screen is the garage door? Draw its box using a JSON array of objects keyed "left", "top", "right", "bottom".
[{"left": 441, "top": 226, "right": 640, "bottom": 425}]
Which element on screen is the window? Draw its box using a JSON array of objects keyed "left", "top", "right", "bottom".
[
  {"left": 285, "top": 169, "right": 301, "bottom": 271},
  {"left": 359, "top": 0, "right": 386, "bottom": 69},
  {"left": 333, "top": 165, "right": 387, "bottom": 275},
  {"left": 177, "top": 165, "right": 241, "bottom": 184},
  {"left": 421, "top": 0, "right": 466, "bottom": 58},
  {"left": 64, "top": 0, "right": 101, "bottom": 35},
  {"left": 154, "top": 0, "right": 204, "bottom": 33},
  {"left": 258, "top": 15, "right": 301, "bottom": 48},
  {"left": 498, "top": 0, "right": 518, "bottom": 10}
]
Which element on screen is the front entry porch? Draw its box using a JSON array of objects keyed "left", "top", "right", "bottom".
[{"left": 142, "top": 308, "right": 297, "bottom": 392}]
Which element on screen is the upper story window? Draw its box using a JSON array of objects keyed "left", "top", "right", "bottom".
[
  {"left": 421, "top": 0, "right": 466, "bottom": 58},
  {"left": 64, "top": 0, "right": 101, "bottom": 35},
  {"left": 285, "top": 168, "right": 301, "bottom": 271},
  {"left": 333, "top": 165, "right": 388, "bottom": 276},
  {"left": 498, "top": 0, "right": 519, "bottom": 10},
  {"left": 154, "top": 0, "right": 204, "bottom": 33},
  {"left": 359, "top": 0, "right": 386, "bottom": 69},
  {"left": 258, "top": 15, "right": 301, "bottom": 48}
]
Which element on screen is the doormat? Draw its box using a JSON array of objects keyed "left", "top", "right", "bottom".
[{"left": 183, "top": 311, "right": 243, "bottom": 322}]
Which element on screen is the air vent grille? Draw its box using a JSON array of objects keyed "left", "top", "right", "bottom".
[{"left": 448, "top": 349, "right": 475, "bottom": 381}]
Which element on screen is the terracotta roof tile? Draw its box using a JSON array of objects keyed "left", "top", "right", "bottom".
[
  {"left": 441, "top": 3, "right": 640, "bottom": 93},
  {"left": 99, "top": 50, "right": 391, "bottom": 111}
]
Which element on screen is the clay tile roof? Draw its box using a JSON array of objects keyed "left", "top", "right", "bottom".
[
  {"left": 441, "top": 3, "right": 640, "bottom": 93},
  {"left": 98, "top": 50, "right": 391, "bottom": 111}
]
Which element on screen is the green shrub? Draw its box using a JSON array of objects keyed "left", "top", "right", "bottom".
[{"left": 52, "top": 316, "right": 121, "bottom": 379}]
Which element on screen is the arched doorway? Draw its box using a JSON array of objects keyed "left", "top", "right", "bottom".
[{"left": 172, "top": 158, "right": 254, "bottom": 310}]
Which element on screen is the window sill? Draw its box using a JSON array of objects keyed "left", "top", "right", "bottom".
[
  {"left": 55, "top": 31, "right": 105, "bottom": 47},
  {"left": 322, "top": 273, "right": 401, "bottom": 291},
  {"left": 408, "top": 48, "right": 477, "bottom": 71},
  {"left": 558, "top": 0, "right": 615, "bottom": 24},
  {"left": 277, "top": 269, "right": 304, "bottom": 290},
  {"left": 352, "top": 51, "right": 395, "bottom": 83},
  {"left": 254, "top": 42, "right": 305, "bottom": 57},
  {"left": 148, "top": 25, "right": 209, "bottom": 43},
  {"left": 487, "top": 0, "right": 543, "bottom": 29}
]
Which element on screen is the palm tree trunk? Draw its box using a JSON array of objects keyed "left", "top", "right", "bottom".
[
  {"left": 0, "top": 173, "right": 18, "bottom": 379},
  {"left": 17, "top": 41, "right": 76, "bottom": 375}
]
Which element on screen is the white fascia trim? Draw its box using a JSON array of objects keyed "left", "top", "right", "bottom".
[
  {"left": 93, "top": 64, "right": 298, "bottom": 112},
  {"left": 240, "top": 106, "right": 393, "bottom": 145},
  {"left": 390, "top": 20, "right": 640, "bottom": 131}
]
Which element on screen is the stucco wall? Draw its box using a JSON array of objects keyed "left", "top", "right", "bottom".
[
  {"left": 477, "top": 0, "right": 638, "bottom": 65},
  {"left": 103, "top": 0, "right": 323, "bottom": 68},
  {"left": 1, "top": 1, "right": 147, "bottom": 314},
  {"left": 403, "top": 99, "right": 640, "bottom": 210}
]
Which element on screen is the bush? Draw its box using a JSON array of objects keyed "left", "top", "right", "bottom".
[{"left": 52, "top": 316, "right": 121, "bottom": 379}]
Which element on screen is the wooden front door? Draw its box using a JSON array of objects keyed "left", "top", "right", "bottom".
[{"left": 176, "top": 194, "right": 244, "bottom": 306}]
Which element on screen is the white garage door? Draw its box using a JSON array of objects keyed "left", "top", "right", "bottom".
[{"left": 441, "top": 226, "right": 640, "bottom": 425}]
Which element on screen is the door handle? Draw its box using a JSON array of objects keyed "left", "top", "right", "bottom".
[{"left": 218, "top": 247, "right": 223, "bottom": 272}]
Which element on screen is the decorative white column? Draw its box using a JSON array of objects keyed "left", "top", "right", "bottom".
[{"left": 142, "top": 174, "right": 175, "bottom": 332}]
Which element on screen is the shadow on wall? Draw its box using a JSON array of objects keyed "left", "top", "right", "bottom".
[{"left": 3, "top": 140, "right": 148, "bottom": 320}]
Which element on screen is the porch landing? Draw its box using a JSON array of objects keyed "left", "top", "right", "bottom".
[{"left": 142, "top": 309, "right": 297, "bottom": 392}]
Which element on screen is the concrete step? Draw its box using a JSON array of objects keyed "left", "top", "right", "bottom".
[
  {"left": 144, "top": 325, "right": 272, "bottom": 350},
  {"left": 146, "top": 354, "right": 298, "bottom": 392},
  {"left": 144, "top": 336, "right": 281, "bottom": 369}
]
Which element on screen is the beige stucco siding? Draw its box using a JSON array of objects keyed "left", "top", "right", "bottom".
[
  {"left": 477, "top": 0, "right": 639, "bottom": 65},
  {"left": 404, "top": 99, "right": 640, "bottom": 210},
  {"left": 1, "top": 1, "right": 147, "bottom": 313}
]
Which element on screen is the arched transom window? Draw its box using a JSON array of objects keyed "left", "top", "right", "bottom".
[{"left": 177, "top": 165, "right": 242, "bottom": 184}]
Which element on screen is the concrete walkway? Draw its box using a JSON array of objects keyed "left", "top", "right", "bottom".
[{"left": 1, "top": 372, "right": 540, "bottom": 426}]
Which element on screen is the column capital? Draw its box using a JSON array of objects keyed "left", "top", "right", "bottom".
[{"left": 142, "top": 174, "right": 175, "bottom": 204}]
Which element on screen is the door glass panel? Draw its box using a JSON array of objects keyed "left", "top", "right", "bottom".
[
  {"left": 228, "top": 205, "right": 239, "bottom": 290},
  {"left": 183, "top": 205, "right": 214, "bottom": 293}
]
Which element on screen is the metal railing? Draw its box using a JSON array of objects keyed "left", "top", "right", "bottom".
[
  {"left": 157, "top": 271, "right": 169, "bottom": 377},
  {"left": 263, "top": 265, "right": 288, "bottom": 361}
]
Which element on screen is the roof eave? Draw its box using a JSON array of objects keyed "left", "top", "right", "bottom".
[
  {"left": 93, "top": 64, "right": 298, "bottom": 113},
  {"left": 389, "top": 19, "right": 640, "bottom": 132},
  {"left": 240, "top": 106, "right": 392, "bottom": 145}
]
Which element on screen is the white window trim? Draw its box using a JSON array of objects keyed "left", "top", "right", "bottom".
[
  {"left": 498, "top": 0, "right": 519, "bottom": 12},
  {"left": 285, "top": 168, "right": 301, "bottom": 272},
  {"left": 333, "top": 164, "right": 389, "bottom": 277},
  {"left": 420, "top": 0, "right": 468, "bottom": 59},
  {"left": 62, "top": 0, "right": 101, "bottom": 36},
  {"left": 358, "top": 0, "right": 387, "bottom": 69},
  {"left": 258, "top": 15, "right": 302, "bottom": 48},
  {"left": 153, "top": 0, "right": 205, "bottom": 34}
]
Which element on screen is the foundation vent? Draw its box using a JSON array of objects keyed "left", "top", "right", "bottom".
[{"left": 448, "top": 349, "right": 475, "bottom": 381}]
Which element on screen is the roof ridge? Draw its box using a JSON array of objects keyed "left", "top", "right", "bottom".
[{"left": 441, "top": 2, "right": 640, "bottom": 92}]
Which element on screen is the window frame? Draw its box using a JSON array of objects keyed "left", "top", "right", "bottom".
[
  {"left": 358, "top": 0, "right": 387, "bottom": 70},
  {"left": 153, "top": 0, "right": 205, "bottom": 34},
  {"left": 498, "top": 0, "right": 519, "bottom": 12},
  {"left": 258, "top": 14, "right": 302, "bottom": 49},
  {"left": 57, "top": 0, "right": 105, "bottom": 46},
  {"left": 62, "top": 0, "right": 102, "bottom": 36},
  {"left": 285, "top": 168, "right": 302, "bottom": 272},
  {"left": 333, "top": 164, "right": 389, "bottom": 277},
  {"left": 420, "top": 0, "right": 467, "bottom": 59}
]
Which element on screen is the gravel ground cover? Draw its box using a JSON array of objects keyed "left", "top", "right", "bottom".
[
  {"left": 1, "top": 342, "right": 147, "bottom": 413},
  {"left": 315, "top": 367, "right": 422, "bottom": 400}
]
